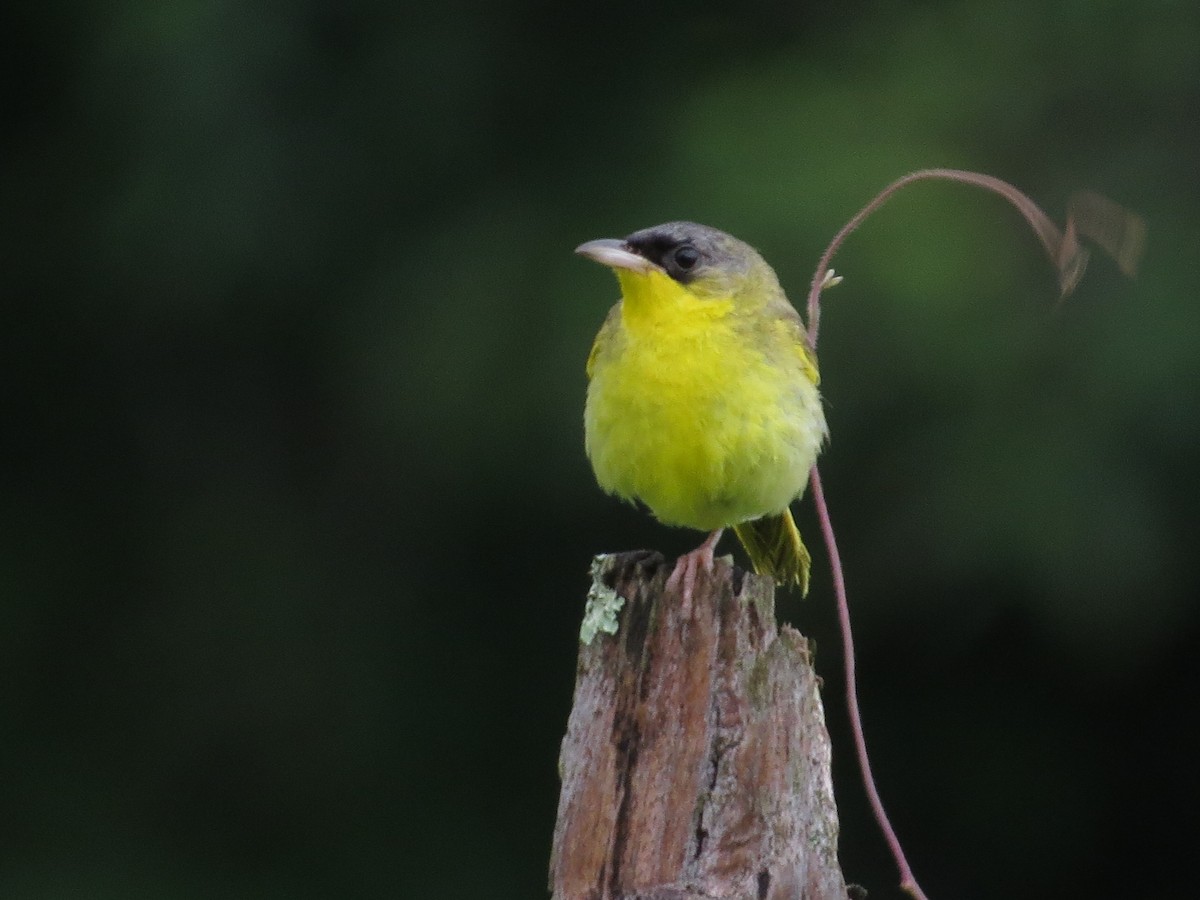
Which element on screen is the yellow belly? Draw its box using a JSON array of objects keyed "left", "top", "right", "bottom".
[{"left": 585, "top": 313, "right": 825, "bottom": 531}]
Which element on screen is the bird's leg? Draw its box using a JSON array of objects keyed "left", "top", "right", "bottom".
[{"left": 665, "top": 528, "right": 725, "bottom": 609}]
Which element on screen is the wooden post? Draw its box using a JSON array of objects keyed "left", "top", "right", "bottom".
[{"left": 550, "top": 551, "right": 848, "bottom": 900}]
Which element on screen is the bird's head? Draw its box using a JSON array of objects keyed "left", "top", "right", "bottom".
[{"left": 575, "top": 222, "right": 781, "bottom": 312}]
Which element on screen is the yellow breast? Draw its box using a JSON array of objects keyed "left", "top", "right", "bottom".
[{"left": 584, "top": 269, "right": 825, "bottom": 531}]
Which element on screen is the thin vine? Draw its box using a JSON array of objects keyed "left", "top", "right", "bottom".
[{"left": 802, "top": 169, "right": 1144, "bottom": 900}]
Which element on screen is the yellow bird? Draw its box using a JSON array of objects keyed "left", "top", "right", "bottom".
[{"left": 577, "top": 222, "right": 827, "bottom": 600}]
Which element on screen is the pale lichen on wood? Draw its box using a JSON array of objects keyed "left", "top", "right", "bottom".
[
  {"left": 581, "top": 555, "right": 627, "bottom": 644},
  {"left": 551, "top": 551, "right": 848, "bottom": 900}
]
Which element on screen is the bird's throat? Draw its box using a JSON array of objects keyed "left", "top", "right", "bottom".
[{"left": 616, "top": 269, "right": 732, "bottom": 333}]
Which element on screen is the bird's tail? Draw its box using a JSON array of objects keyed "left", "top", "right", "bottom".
[{"left": 733, "top": 510, "right": 812, "bottom": 596}]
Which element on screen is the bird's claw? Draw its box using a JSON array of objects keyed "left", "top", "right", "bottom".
[{"left": 665, "top": 529, "right": 724, "bottom": 611}]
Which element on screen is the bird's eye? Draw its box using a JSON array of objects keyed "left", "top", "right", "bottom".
[{"left": 673, "top": 246, "right": 700, "bottom": 270}]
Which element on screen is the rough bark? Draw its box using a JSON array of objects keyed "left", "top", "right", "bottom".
[{"left": 550, "top": 551, "right": 847, "bottom": 900}]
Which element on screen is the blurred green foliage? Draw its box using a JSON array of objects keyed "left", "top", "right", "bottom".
[{"left": 3, "top": 1, "right": 1198, "bottom": 897}]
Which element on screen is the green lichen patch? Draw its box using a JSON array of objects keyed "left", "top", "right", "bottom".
[{"left": 580, "top": 555, "right": 626, "bottom": 644}]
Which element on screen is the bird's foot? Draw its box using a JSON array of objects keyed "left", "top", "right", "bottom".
[{"left": 665, "top": 529, "right": 725, "bottom": 611}]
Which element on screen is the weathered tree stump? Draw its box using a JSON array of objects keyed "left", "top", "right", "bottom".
[{"left": 550, "top": 551, "right": 847, "bottom": 900}]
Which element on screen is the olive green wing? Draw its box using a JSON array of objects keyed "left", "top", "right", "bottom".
[
  {"left": 585, "top": 303, "right": 622, "bottom": 380},
  {"left": 767, "top": 300, "right": 821, "bottom": 385},
  {"left": 795, "top": 333, "right": 820, "bottom": 386}
]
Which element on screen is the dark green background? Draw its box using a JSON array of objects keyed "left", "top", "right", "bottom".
[{"left": 5, "top": 1, "right": 1198, "bottom": 897}]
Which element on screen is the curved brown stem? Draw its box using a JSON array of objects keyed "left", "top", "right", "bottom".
[
  {"left": 804, "top": 167, "right": 1144, "bottom": 348},
  {"left": 809, "top": 466, "right": 929, "bottom": 900},
  {"left": 802, "top": 169, "right": 1142, "bottom": 899}
]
